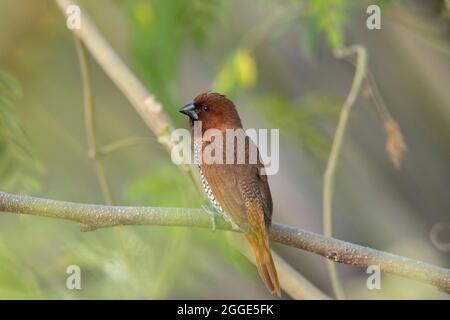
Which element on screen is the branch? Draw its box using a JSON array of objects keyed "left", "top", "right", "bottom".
[
  {"left": 57, "top": 0, "right": 173, "bottom": 142},
  {"left": 56, "top": 0, "right": 203, "bottom": 196},
  {"left": 1, "top": 191, "right": 449, "bottom": 294}
]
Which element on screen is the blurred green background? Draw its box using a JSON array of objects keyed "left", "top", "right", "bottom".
[{"left": 0, "top": 0, "right": 449, "bottom": 299}]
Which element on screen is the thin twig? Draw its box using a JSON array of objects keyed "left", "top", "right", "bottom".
[
  {"left": 99, "top": 136, "right": 153, "bottom": 156},
  {"left": 365, "top": 69, "right": 407, "bottom": 169},
  {"left": 56, "top": 0, "right": 318, "bottom": 299},
  {"left": 365, "top": 69, "right": 392, "bottom": 123},
  {"left": 74, "top": 38, "right": 113, "bottom": 205},
  {"left": 0, "top": 191, "right": 449, "bottom": 294},
  {"left": 350, "top": 60, "right": 407, "bottom": 169},
  {"left": 323, "top": 45, "right": 368, "bottom": 299}
]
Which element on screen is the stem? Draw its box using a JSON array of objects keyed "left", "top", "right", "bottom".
[
  {"left": 1, "top": 191, "right": 449, "bottom": 295},
  {"left": 74, "top": 38, "right": 113, "bottom": 205},
  {"left": 99, "top": 136, "right": 153, "bottom": 156},
  {"left": 323, "top": 45, "right": 367, "bottom": 299}
]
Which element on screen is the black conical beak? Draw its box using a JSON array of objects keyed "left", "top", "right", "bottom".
[{"left": 179, "top": 102, "right": 198, "bottom": 120}]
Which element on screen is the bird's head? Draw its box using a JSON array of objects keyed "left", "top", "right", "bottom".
[{"left": 179, "top": 92, "right": 242, "bottom": 132}]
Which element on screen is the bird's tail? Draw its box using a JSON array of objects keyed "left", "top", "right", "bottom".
[{"left": 245, "top": 230, "right": 281, "bottom": 296}]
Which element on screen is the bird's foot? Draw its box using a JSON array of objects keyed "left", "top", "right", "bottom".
[
  {"left": 201, "top": 205, "right": 243, "bottom": 232},
  {"left": 201, "top": 205, "right": 220, "bottom": 232}
]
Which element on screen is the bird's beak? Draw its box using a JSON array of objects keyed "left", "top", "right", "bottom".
[{"left": 179, "top": 102, "right": 198, "bottom": 120}]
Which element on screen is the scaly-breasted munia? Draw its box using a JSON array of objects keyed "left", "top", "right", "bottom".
[{"left": 180, "top": 92, "right": 280, "bottom": 296}]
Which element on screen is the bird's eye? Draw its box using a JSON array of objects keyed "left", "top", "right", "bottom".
[{"left": 202, "top": 105, "right": 209, "bottom": 112}]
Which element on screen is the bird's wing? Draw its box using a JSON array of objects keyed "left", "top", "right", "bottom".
[
  {"left": 202, "top": 162, "right": 248, "bottom": 228},
  {"left": 201, "top": 135, "right": 273, "bottom": 229},
  {"left": 256, "top": 166, "right": 273, "bottom": 227}
]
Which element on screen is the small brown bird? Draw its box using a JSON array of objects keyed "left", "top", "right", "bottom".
[{"left": 180, "top": 92, "right": 280, "bottom": 296}]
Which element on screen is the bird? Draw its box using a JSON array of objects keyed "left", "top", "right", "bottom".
[{"left": 179, "top": 92, "right": 280, "bottom": 296}]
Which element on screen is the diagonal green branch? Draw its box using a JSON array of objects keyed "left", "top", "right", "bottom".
[
  {"left": 1, "top": 191, "right": 449, "bottom": 295},
  {"left": 56, "top": 0, "right": 203, "bottom": 194}
]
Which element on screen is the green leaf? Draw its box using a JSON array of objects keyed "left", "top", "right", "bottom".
[
  {"left": 0, "top": 70, "right": 42, "bottom": 193},
  {"left": 0, "top": 70, "right": 23, "bottom": 99},
  {"left": 301, "top": 0, "right": 350, "bottom": 52},
  {"left": 213, "top": 48, "right": 257, "bottom": 96}
]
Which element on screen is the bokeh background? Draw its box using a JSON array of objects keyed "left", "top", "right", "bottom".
[{"left": 0, "top": 0, "right": 449, "bottom": 299}]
